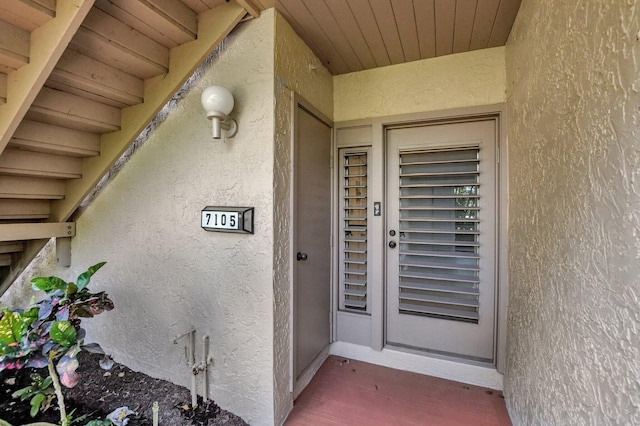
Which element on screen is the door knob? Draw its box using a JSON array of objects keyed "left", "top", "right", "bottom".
[
  {"left": 297, "top": 252, "right": 308, "bottom": 261},
  {"left": 388, "top": 241, "right": 397, "bottom": 249}
]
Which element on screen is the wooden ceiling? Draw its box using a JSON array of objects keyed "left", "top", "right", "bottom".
[
  {"left": 0, "top": 0, "right": 521, "bottom": 292},
  {"left": 277, "top": 0, "right": 522, "bottom": 75}
]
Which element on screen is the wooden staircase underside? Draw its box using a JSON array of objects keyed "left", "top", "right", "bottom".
[{"left": 0, "top": 0, "right": 268, "bottom": 294}]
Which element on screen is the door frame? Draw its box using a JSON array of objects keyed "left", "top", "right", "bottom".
[
  {"left": 333, "top": 104, "right": 509, "bottom": 373},
  {"left": 290, "top": 93, "right": 335, "bottom": 396}
]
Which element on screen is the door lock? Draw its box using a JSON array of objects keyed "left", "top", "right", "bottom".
[
  {"left": 388, "top": 241, "right": 397, "bottom": 249},
  {"left": 297, "top": 252, "right": 308, "bottom": 261}
]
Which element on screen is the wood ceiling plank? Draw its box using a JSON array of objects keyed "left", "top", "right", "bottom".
[
  {"left": 304, "top": 0, "right": 363, "bottom": 72},
  {"left": 0, "top": 175, "right": 65, "bottom": 199},
  {"left": 0, "top": 148, "right": 82, "bottom": 179},
  {"left": 414, "top": 0, "right": 436, "bottom": 58},
  {"left": 276, "top": 2, "right": 334, "bottom": 73},
  {"left": 0, "top": 0, "right": 54, "bottom": 32},
  {"left": 180, "top": 0, "right": 211, "bottom": 14},
  {"left": 104, "top": 0, "right": 196, "bottom": 46},
  {"left": 69, "top": 29, "right": 167, "bottom": 80},
  {"left": 0, "top": 199, "right": 50, "bottom": 220},
  {"left": 143, "top": 0, "right": 198, "bottom": 37},
  {"left": 28, "top": 87, "right": 121, "bottom": 134},
  {"left": 453, "top": 0, "right": 478, "bottom": 54},
  {"left": 49, "top": 50, "right": 144, "bottom": 107},
  {"left": 0, "top": 0, "right": 95, "bottom": 157},
  {"left": 488, "top": 0, "right": 521, "bottom": 47},
  {"left": 82, "top": 7, "right": 170, "bottom": 70},
  {"left": 10, "top": 120, "right": 100, "bottom": 157},
  {"left": 324, "top": 0, "right": 376, "bottom": 70},
  {"left": 50, "top": 1, "right": 247, "bottom": 223},
  {"left": 0, "top": 20, "right": 30, "bottom": 70},
  {"left": 94, "top": 0, "right": 178, "bottom": 48},
  {"left": 347, "top": 0, "right": 390, "bottom": 68},
  {"left": 370, "top": 0, "right": 404, "bottom": 65},
  {"left": 278, "top": 1, "right": 348, "bottom": 74},
  {"left": 434, "top": 0, "right": 456, "bottom": 56},
  {"left": 469, "top": 0, "right": 500, "bottom": 50},
  {"left": 391, "top": 0, "right": 420, "bottom": 62}
]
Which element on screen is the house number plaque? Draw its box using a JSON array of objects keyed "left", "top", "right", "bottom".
[{"left": 201, "top": 206, "right": 254, "bottom": 234}]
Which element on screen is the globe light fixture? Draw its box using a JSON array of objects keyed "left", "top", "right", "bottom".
[{"left": 201, "top": 85, "right": 238, "bottom": 140}]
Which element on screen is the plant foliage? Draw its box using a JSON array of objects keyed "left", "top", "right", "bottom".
[{"left": 0, "top": 262, "right": 114, "bottom": 423}]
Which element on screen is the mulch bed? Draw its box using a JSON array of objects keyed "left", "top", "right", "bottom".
[{"left": 0, "top": 352, "right": 249, "bottom": 425}]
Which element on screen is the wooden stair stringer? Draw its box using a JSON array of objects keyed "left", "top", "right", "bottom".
[
  {"left": 0, "top": 0, "right": 96, "bottom": 156},
  {"left": 50, "top": 2, "right": 247, "bottom": 223}
]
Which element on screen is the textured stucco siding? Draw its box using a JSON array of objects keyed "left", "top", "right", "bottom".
[
  {"left": 273, "top": 10, "right": 333, "bottom": 425},
  {"left": 2, "top": 15, "right": 277, "bottom": 426},
  {"left": 505, "top": 0, "right": 640, "bottom": 424},
  {"left": 333, "top": 47, "right": 506, "bottom": 122}
]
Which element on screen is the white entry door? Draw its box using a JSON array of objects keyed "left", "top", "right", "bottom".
[{"left": 385, "top": 119, "right": 497, "bottom": 362}]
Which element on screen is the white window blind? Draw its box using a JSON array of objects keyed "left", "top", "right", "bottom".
[
  {"left": 398, "top": 147, "right": 480, "bottom": 323},
  {"left": 339, "top": 150, "right": 369, "bottom": 312}
]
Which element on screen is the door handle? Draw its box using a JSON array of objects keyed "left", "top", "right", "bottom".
[
  {"left": 297, "top": 252, "right": 308, "bottom": 261},
  {"left": 388, "top": 241, "right": 397, "bottom": 249}
]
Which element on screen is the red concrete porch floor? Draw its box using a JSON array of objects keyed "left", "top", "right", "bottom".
[{"left": 285, "top": 356, "right": 512, "bottom": 426}]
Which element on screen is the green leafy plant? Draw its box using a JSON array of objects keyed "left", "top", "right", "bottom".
[
  {"left": 11, "top": 373, "right": 55, "bottom": 418},
  {"left": 0, "top": 262, "right": 114, "bottom": 426}
]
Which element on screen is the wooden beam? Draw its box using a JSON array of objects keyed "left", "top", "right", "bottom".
[
  {"left": 235, "top": 0, "right": 261, "bottom": 18},
  {"left": 0, "top": 199, "right": 50, "bottom": 219},
  {"left": 10, "top": 120, "right": 100, "bottom": 158},
  {"left": 0, "top": 222, "right": 75, "bottom": 242},
  {"left": 0, "top": 148, "right": 83, "bottom": 179},
  {"left": 0, "top": 254, "right": 11, "bottom": 267},
  {"left": 0, "top": 0, "right": 55, "bottom": 32},
  {"left": 0, "top": 242, "right": 24, "bottom": 254},
  {"left": 50, "top": 2, "right": 247, "bottom": 222},
  {"left": 0, "top": 20, "right": 30, "bottom": 71},
  {"left": 0, "top": 175, "right": 65, "bottom": 199},
  {"left": 49, "top": 50, "right": 144, "bottom": 107},
  {"left": 27, "top": 87, "right": 121, "bottom": 134},
  {"left": 0, "top": 0, "right": 95, "bottom": 157}
]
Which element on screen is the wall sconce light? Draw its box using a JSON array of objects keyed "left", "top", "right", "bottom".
[{"left": 201, "top": 85, "right": 238, "bottom": 140}]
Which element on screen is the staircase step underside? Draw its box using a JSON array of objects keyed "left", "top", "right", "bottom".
[
  {"left": 0, "top": 148, "right": 82, "bottom": 179},
  {"left": 0, "top": 199, "right": 50, "bottom": 220},
  {"left": 28, "top": 87, "right": 121, "bottom": 133},
  {"left": 0, "top": 175, "right": 65, "bottom": 199},
  {"left": 10, "top": 120, "right": 100, "bottom": 157},
  {"left": 98, "top": 0, "right": 197, "bottom": 47},
  {"left": 0, "top": 241, "right": 24, "bottom": 254},
  {"left": 0, "top": 0, "right": 55, "bottom": 32}
]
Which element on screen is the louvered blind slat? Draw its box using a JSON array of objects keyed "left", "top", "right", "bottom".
[
  {"left": 398, "top": 147, "right": 481, "bottom": 323},
  {"left": 340, "top": 151, "right": 369, "bottom": 313}
]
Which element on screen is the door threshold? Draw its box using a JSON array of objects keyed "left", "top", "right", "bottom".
[{"left": 329, "top": 341, "right": 503, "bottom": 390}]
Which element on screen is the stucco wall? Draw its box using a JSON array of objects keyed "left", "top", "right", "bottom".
[
  {"left": 3, "top": 14, "right": 277, "bottom": 426},
  {"left": 505, "top": 0, "right": 640, "bottom": 424},
  {"left": 272, "top": 10, "right": 333, "bottom": 425},
  {"left": 333, "top": 47, "right": 506, "bottom": 122}
]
